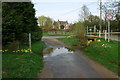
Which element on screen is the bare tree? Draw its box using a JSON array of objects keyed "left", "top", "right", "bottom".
[{"left": 79, "top": 5, "right": 90, "bottom": 22}]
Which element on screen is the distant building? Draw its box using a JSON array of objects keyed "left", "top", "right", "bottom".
[{"left": 53, "top": 19, "right": 71, "bottom": 30}]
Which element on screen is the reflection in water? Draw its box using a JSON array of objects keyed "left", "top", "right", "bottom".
[
  {"left": 65, "top": 47, "right": 75, "bottom": 52},
  {"left": 43, "top": 47, "right": 75, "bottom": 58},
  {"left": 43, "top": 48, "right": 54, "bottom": 55}
]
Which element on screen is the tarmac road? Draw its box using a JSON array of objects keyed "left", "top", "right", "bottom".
[{"left": 38, "top": 36, "right": 118, "bottom": 78}]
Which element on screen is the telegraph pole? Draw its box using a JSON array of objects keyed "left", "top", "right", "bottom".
[{"left": 100, "top": 0, "right": 102, "bottom": 32}]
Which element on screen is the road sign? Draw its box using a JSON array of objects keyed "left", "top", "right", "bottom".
[{"left": 106, "top": 14, "right": 113, "bottom": 20}]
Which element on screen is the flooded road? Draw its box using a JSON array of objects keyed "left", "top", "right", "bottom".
[
  {"left": 38, "top": 37, "right": 118, "bottom": 78},
  {"left": 43, "top": 47, "right": 74, "bottom": 58}
]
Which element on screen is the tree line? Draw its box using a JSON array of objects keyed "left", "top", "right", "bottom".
[{"left": 2, "top": 2, "right": 42, "bottom": 49}]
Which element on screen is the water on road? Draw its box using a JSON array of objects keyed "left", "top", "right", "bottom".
[{"left": 38, "top": 37, "right": 118, "bottom": 78}]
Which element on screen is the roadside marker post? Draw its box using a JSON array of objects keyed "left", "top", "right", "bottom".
[
  {"left": 87, "top": 26, "right": 88, "bottom": 35},
  {"left": 106, "top": 14, "right": 113, "bottom": 42},
  {"left": 108, "top": 21, "right": 110, "bottom": 42},
  {"left": 94, "top": 25, "right": 96, "bottom": 33},
  {"left": 99, "top": 30, "right": 101, "bottom": 37},
  {"left": 105, "top": 30, "right": 107, "bottom": 41},
  {"left": 29, "top": 33, "right": 32, "bottom": 50}
]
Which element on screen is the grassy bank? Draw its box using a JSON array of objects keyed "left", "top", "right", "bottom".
[
  {"left": 57, "top": 37, "right": 79, "bottom": 46},
  {"left": 2, "top": 41, "right": 45, "bottom": 78},
  {"left": 57, "top": 37, "right": 119, "bottom": 76},
  {"left": 85, "top": 38, "right": 119, "bottom": 76},
  {"left": 43, "top": 32, "right": 69, "bottom": 36}
]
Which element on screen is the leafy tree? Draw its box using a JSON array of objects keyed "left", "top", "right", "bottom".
[
  {"left": 44, "top": 17, "right": 53, "bottom": 29},
  {"left": 53, "top": 21, "right": 59, "bottom": 29},
  {"left": 70, "top": 22, "right": 87, "bottom": 47},
  {"left": 70, "top": 22, "right": 86, "bottom": 36},
  {"left": 60, "top": 25, "right": 64, "bottom": 29},
  {"left": 38, "top": 16, "right": 53, "bottom": 30},
  {"left": 38, "top": 16, "right": 48, "bottom": 27},
  {"left": 82, "top": 15, "right": 100, "bottom": 30}
]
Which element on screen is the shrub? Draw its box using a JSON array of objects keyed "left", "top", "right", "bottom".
[{"left": 32, "top": 28, "right": 43, "bottom": 42}]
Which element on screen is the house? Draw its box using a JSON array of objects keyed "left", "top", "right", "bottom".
[{"left": 53, "top": 19, "right": 71, "bottom": 30}]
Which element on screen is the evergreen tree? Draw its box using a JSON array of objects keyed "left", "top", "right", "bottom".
[{"left": 2, "top": 2, "right": 42, "bottom": 45}]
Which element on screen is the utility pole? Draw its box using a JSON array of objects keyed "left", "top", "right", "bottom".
[{"left": 100, "top": 0, "right": 102, "bottom": 32}]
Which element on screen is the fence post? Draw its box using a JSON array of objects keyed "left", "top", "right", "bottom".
[
  {"left": 94, "top": 25, "right": 96, "bottom": 33},
  {"left": 29, "top": 33, "right": 32, "bottom": 50},
  {"left": 99, "top": 30, "right": 101, "bottom": 37},
  {"left": 108, "top": 21, "right": 110, "bottom": 42},
  {"left": 87, "top": 26, "right": 88, "bottom": 35},
  {"left": 105, "top": 30, "right": 107, "bottom": 41}
]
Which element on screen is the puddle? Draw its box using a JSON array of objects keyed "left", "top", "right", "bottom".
[{"left": 43, "top": 47, "right": 75, "bottom": 58}]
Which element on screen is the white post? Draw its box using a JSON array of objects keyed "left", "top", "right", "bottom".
[
  {"left": 108, "top": 21, "right": 110, "bottom": 42},
  {"left": 94, "top": 25, "right": 96, "bottom": 33},
  {"left": 29, "top": 33, "right": 32, "bottom": 50},
  {"left": 97, "top": 30, "right": 99, "bottom": 36},
  {"left": 105, "top": 30, "right": 107, "bottom": 41},
  {"left": 99, "top": 30, "right": 101, "bottom": 37},
  {"left": 87, "top": 26, "right": 88, "bottom": 35}
]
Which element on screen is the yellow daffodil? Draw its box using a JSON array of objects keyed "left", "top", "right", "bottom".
[
  {"left": 88, "top": 40, "right": 92, "bottom": 44},
  {"left": 13, "top": 51, "right": 15, "bottom": 52},
  {"left": 0, "top": 50, "right": 2, "bottom": 52},
  {"left": 67, "top": 36, "right": 71, "bottom": 38},
  {"left": 4, "top": 50, "right": 8, "bottom": 52},
  {"left": 21, "top": 49, "right": 24, "bottom": 52},
  {"left": 89, "top": 40, "right": 92, "bottom": 42},
  {"left": 25, "top": 50, "right": 28, "bottom": 53},
  {"left": 29, "top": 50, "right": 32, "bottom": 52},
  {"left": 97, "top": 40, "right": 101, "bottom": 42},
  {"left": 28, "top": 49, "right": 30, "bottom": 50}
]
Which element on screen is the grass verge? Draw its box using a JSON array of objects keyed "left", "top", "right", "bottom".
[
  {"left": 57, "top": 37, "right": 119, "bottom": 76},
  {"left": 85, "top": 38, "right": 119, "bottom": 76},
  {"left": 43, "top": 32, "right": 69, "bottom": 36},
  {"left": 57, "top": 37, "right": 79, "bottom": 46},
  {"left": 2, "top": 41, "right": 45, "bottom": 78}
]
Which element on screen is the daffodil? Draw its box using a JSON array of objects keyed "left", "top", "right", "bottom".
[
  {"left": 102, "top": 44, "right": 104, "bottom": 46},
  {"left": 4, "top": 50, "right": 8, "bottom": 52},
  {"left": 28, "top": 49, "right": 30, "bottom": 50},
  {"left": 29, "top": 50, "right": 32, "bottom": 53},
  {"left": 25, "top": 50, "right": 28, "bottom": 53},
  {"left": 97, "top": 40, "right": 101, "bottom": 42},
  {"left": 67, "top": 36, "right": 71, "bottom": 38},
  {"left": 0, "top": 50, "right": 2, "bottom": 52},
  {"left": 13, "top": 51, "right": 15, "bottom": 52},
  {"left": 88, "top": 40, "right": 92, "bottom": 44},
  {"left": 21, "top": 49, "right": 24, "bottom": 52},
  {"left": 89, "top": 40, "right": 92, "bottom": 42}
]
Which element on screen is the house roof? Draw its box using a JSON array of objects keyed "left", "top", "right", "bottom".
[{"left": 58, "top": 21, "right": 68, "bottom": 24}]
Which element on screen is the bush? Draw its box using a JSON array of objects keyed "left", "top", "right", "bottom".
[
  {"left": 76, "top": 35, "right": 88, "bottom": 47},
  {"left": 32, "top": 28, "right": 42, "bottom": 42},
  {"left": 70, "top": 22, "right": 87, "bottom": 47}
]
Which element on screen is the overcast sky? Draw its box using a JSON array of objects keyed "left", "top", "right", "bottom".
[{"left": 31, "top": 0, "right": 112, "bottom": 23}]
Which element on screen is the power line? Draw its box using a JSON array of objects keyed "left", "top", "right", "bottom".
[{"left": 54, "top": 2, "right": 98, "bottom": 18}]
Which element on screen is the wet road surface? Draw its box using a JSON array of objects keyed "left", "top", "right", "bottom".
[{"left": 38, "top": 37, "right": 118, "bottom": 78}]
